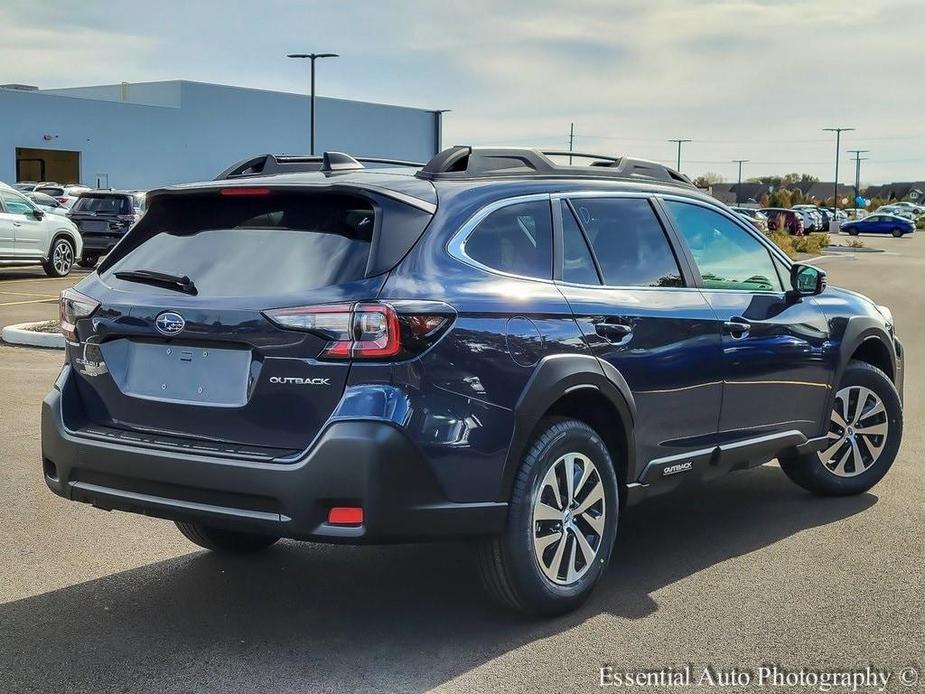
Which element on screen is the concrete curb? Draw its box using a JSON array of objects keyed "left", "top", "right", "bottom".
[
  {"left": 1, "top": 322, "right": 66, "bottom": 349},
  {"left": 825, "top": 246, "right": 885, "bottom": 254}
]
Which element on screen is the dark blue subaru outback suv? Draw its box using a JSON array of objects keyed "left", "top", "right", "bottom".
[{"left": 42, "top": 147, "right": 904, "bottom": 615}]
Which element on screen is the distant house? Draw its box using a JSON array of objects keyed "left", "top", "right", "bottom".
[
  {"left": 803, "top": 182, "right": 855, "bottom": 203},
  {"left": 863, "top": 182, "right": 925, "bottom": 202},
  {"left": 708, "top": 182, "right": 772, "bottom": 205}
]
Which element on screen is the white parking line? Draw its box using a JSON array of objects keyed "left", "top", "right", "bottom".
[
  {"left": 0, "top": 297, "right": 58, "bottom": 307},
  {"left": 0, "top": 290, "right": 59, "bottom": 298}
]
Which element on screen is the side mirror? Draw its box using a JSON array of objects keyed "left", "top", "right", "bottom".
[
  {"left": 31, "top": 209, "right": 44, "bottom": 220},
  {"left": 789, "top": 263, "right": 826, "bottom": 298}
]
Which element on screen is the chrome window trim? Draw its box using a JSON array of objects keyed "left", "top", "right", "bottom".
[
  {"left": 446, "top": 189, "right": 794, "bottom": 294},
  {"left": 446, "top": 193, "right": 556, "bottom": 284}
]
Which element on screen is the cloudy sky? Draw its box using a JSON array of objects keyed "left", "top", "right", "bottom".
[{"left": 3, "top": 0, "right": 923, "bottom": 183}]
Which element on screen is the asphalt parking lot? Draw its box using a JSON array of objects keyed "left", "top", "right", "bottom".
[
  {"left": 0, "top": 266, "right": 91, "bottom": 328},
  {"left": 1, "top": 237, "right": 923, "bottom": 693}
]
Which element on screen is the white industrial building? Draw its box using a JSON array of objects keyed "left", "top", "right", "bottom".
[{"left": 0, "top": 80, "right": 444, "bottom": 189}]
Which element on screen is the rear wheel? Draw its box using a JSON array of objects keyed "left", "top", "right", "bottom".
[
  {"left": 175, "top": 520, "right": 279, "bottom": 553},
  {"left": 475, "top": 418, "right": 619, "bottom": 616},
  {"left": 780, "top": 361, "right": 902, "bottom": 496},
  {"left": 892, "top": 227, "right": 903, "bottom": 238},
  {"left": 43, "top": 237, "right": 75, "bottom": 277}
]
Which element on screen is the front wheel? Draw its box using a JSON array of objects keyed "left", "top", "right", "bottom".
[
  {"left": 175, "top": 520, "right": 279, "bottom": 553},
  {"left": 43, "top": 237, "right": 75, "bottom": 277},
  {"left": 780, "top": 361, "right": 902, "bottom": 496},
  {"left": 848, "top": 229, "right": 860, "bottom": 236},
  {"left": 475, "top": 418, "right": 619, "bottom": 616},
  {"left": 78, "top": 255, "right": 99, "bottom": 269}
]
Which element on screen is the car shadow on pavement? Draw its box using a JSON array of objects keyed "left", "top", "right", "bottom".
[{"left": 0, "top": 466, "right": 875, "bottom": 693}]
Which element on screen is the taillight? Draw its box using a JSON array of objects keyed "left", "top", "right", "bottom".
[
  {"left": 220, "top": 187, "right": 271, "bottom": 196},
  {"left": 263, "top": 302, "right": 451, "bottom": 360},
  {"left": 56, "top": 197, "right": 68, "bottom": 204},
  {"left": 59, "top": 288, "right": 99, "bottom": 341}
]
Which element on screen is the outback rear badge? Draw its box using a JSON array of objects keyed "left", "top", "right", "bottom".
[
  {"left": 269, "top": 376, "right": 331, "bottom": 386},
  {"left": 663, "top": 461, "right": 694, "bottom": 477}
]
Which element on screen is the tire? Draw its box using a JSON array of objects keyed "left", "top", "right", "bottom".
[
  {"left": 78, "top": 255, "right": 99, "bottom": 269},
  {"left": 475, "top": 418, "right": 620, "bottom": 616},
  {"left": 780, "top": 360, "right": 902, "bottom": 496},
  {"left": 175, "top": 520, "right": 279, "bottom": 553},
  {"left": 43, "top": 237, "right": 75, "bottom": 277},
  {"left": 892, "top": 228, "right": 903, "bottom": 238},
  {"left": 848, "top": 229, "right": 860, "bottom": 236}
]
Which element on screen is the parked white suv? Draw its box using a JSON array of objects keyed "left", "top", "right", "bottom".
[{"left": 0, "top": 188, "right": 83, "bottom": 277}]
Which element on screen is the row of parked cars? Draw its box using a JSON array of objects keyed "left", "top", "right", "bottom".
[
  {"left": 0, "top": 181, "right": 145, "bottom": 276},
  {"left": 731, "top": 203, "right": 919, "bottom": 238}
]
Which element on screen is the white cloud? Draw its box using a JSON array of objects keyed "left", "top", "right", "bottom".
[{"left": 1, "top": 0, "right": 922, "bottom": 182}]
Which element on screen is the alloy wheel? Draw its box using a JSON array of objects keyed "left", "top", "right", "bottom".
[
  {"left": 532, "top": 452, "right": 606, "bottom": 585},
  {"left": 53, "top": 240, "right": 73, "bottom": 275},
  {"left": 820, "top": 386, "right": 889, "bottom": 478}
]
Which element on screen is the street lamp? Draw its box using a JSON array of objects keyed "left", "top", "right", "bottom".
[
  {"left": 287, "top": 52, "right": 339, "bottom": 155},
  {"left": 668, "top": 138, "right": 692, "bottom": 171},
  {"left": 847, "top": 149, "right": 870, "bottom": 203},
  {"left": 732, "top": 159, "right": 748, "bottom": 206},
  {"left": 823, "top": 127, "right": 854, "bottom": 213}
]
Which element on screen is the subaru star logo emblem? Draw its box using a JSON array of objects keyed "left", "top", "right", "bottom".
[{"left": 154, "top": 311, "right": 185, "bottom": 336}]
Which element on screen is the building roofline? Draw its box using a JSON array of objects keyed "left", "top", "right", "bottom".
[{"left": 37, "top": 78, "right": 445, "bottom": 114}]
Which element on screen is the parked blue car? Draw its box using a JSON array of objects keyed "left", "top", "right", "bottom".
[{"left": 841, "top": 213, "right": 915, "bottom": 237}]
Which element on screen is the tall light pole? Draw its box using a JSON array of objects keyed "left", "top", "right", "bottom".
[
  {"left": 568, "top": 122, "right": 575, "bottom": 165},
  {"left": 668, "top": 138, "right": 692, "bottom": 172},
  {"left": 847, "top": 149, "right": 870, "bottom": 203},
  {"left": 287, "top": 52, "right": 339, "bottom": 155},
  {"left": 732, "top": 159, "right": 748, "bottom": 206},
  {"left": 822, "top": 127, "right": 854, "bottom": 211}
]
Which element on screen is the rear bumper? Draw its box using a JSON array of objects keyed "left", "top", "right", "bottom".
[
  {"left": 79, "top": 233, "right": 122, "bottom": 254},
  {"left": 41, "top": 371, "right": 507, "bottom": 543}
]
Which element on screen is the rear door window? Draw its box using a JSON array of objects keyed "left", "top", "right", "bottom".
[
  {"left": 102, "top": 192, "right": 377, "bottom": 297},
  {"left": 569, "top": 197, "right": 684, "bottom": 287},
  {"left": 464, "top": 200, "right": 553, "bottom": 279}
]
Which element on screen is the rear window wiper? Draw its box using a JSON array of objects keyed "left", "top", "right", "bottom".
[{"left": 113, "top": 269, "right": 198, "bottom": 295}]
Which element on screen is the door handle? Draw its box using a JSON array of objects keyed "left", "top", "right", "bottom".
[
  {"left": 594, "top": 321, "right": 633, "bottom": 342},
  {"left": 722, "top": 318, "right": 751, "bottom": 337}
]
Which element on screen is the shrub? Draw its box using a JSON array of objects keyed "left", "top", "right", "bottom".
[
  {"left": 847, "top": 238, "right": 865, "bottom": 248},
  {"left": 766, "top": 230, "right": 796, "bottom": 258},
  {"left": 765, "top": 231, "right": 830, "bottom": 258}
]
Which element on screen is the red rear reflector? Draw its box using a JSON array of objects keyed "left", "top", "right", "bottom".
[
  {"left": 220, "top": 187, "right": 272, "bottom": 196},
  {"left": 328, "top": 507, "right": 364, "bottom": 525}
]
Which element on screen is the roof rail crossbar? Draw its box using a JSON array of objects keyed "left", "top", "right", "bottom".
[
  {"left": 215, "top": 153, "right": 426, "bottom": 180},
  {"left": 416, "top": 146, "right": 694, "bottom": 187}
]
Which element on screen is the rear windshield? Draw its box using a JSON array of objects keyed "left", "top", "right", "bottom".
[
  {"left": 102, "top": 192, "right": 376, "bottom": 297},
  {"left": 73, "top": 195, "right": 133, "bottom": 215}
]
